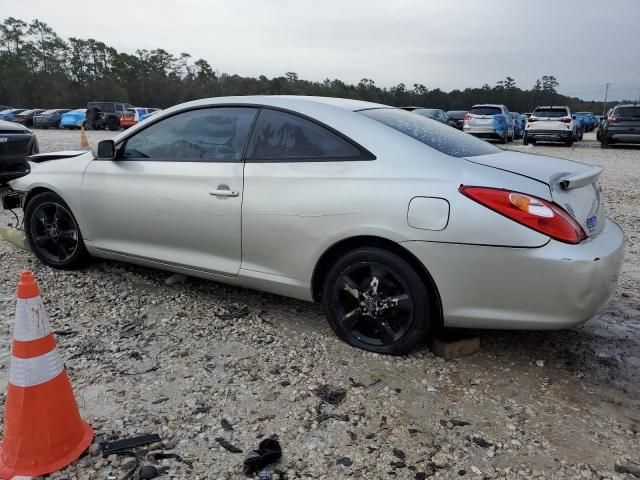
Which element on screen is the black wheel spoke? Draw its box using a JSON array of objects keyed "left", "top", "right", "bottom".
[
  {"left": 377, "top": 320, "right": 396, "bottom": 344},
  {"left": 340, "top": 308, "right": 362, "bottom": 331},
  {"left": 386, "top": 293, "right": 412, "bottom": 311},
  {"left": 369, "top": 264, "right": 387, "bottom": 294},
  {"left": 338, "top": 275, "right": 360, "bottom": 299}
]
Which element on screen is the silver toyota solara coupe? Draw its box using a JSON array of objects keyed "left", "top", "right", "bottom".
[{"left": 5, "top": 96, "right": 624, "bottom": 354}]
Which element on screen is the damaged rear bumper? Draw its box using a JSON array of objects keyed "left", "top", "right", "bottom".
[{"left": 401, "top": 218, "right": 625, "bottom": 329}]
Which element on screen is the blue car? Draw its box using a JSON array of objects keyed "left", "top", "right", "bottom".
[
  {"left": 572, "top": 115, "right": 586, "bottom": 141},
  {"left": 60, "top": 109, "right": 87, "bottom": 129},
  {"left": 139, "top": 108, "right": 162, "bottom": 122},
  {"left": 0, "top": 108, "right": 27, "bottom": 122}
]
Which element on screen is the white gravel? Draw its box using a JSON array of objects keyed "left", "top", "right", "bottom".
[{"left": 0, "top": 129, "right": 639, "bottom": 480}]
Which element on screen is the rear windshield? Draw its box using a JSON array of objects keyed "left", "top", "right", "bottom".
[
  {"left": 359, "top": 108, "right": 500, "bottom": 158},
  {"left": 19, "top": 110, "right": 36, "bottom": 115},
  {"left": 41, "top": 110, "right": 56, "bottom": 115},
  {"left": 615, "top": 107, "right": 640, "bottom": 118},
  {"left": 532, "top": 108, "right": 568, "bottom": 118},
  {"left": 469, "top": 106, "right": 501, "bottom": 116},
  {"left": 415, "top": 109, "right": 439, "bottom": 118},
  {"left": 447, "top": 111, "right": 466, "bottom": 117}
]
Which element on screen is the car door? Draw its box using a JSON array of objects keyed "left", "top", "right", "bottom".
[
  {"left": 81, "top": 106, "right": 258, "bottom": 276},
  {"left": 241, "top": 108, "right": 373, "bottom": 282}
]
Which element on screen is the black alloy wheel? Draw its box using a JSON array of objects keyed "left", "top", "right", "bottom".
[
  {"left": 323, "top": 248, "right": 431, "bottom": 355},
  {"left": 25, "top": 192, "right": 88, "bottom": 269}
]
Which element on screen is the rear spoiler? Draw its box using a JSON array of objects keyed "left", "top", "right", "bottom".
[{"left": 553, "top": 166, "right": 603, "bottom": 190}]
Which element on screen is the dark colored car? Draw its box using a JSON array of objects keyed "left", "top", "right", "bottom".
[
  {"left": 32, "top": 109, "right": 72, "bottom": 129},
  {"left": 401, "top": 107, "right": 458, "bottom": 127},
  {"left": 446, "top": 110, "right": 467, "bottom": 130},
  {"left": 0, "top": 120, "right": 38, "bottom": 185},
  {"left": 86, "top": 101, "right": 132, "bottom": 131},
  {"left": 0, "top": 108, "right": 27, "bottom": 122},
  {"left": 600, "top": 104, "right": 640, "bottom": 148},
  {"left": 12, "top": 109, "right": 46, "bottom": 127}
]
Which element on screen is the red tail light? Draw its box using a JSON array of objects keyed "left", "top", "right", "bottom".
[
  {"left": 559, "top": 117, "right": 572, "bottom": 123},
  {"left": 608, "top": 116, "right": 617, "bottom": 123},
  {"left": 464, "top": 113, "right": 472, "bottom": 121},
  {"left": 459, "top": 186, "right": 586, "bottom": 244},
  {"left": 528, "top": 117, "right": 537, "bottom": 123}
]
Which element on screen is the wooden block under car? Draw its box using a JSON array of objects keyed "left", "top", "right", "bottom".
[{"left": 429, "top": 331, "right": 481, "bottom": 359}]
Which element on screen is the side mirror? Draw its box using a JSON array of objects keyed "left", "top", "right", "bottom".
[
  {"left": 572, "top": 115, "right": 576, "bottom": 120},
  {"left": 93, "top": 140, "right": 116, "bottom": 160}
]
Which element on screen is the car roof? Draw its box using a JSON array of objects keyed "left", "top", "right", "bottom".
[
  {"left": 471, "top": 104, "right": 504, "bottom": 108},
  {"left": 173, "top": 95, "right": 388, "bottom": 113}
]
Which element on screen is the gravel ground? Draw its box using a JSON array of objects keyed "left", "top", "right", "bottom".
[{"left": 0, "top": 129, "right": 639, "bottom": 480}]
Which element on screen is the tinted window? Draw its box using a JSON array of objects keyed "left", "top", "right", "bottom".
[
  {"left": 247, "top": 109, "right": 363, "bottom": 161},
  {"left": 469, "top": 106, "right": 502, "bottom": 116},
  {"left": 615, "top": 107, "right": 640, "bottom": 118},
  {"left": 414, "top": 109, "right": 440, "bottom": 119},
  {"left": 532, "top": 108, "right": 568, "bottom": 118},
  {"left": 360, "top": 108, "right": 500, "bottom": 158},
  {"left": 447, "top": 111, "right": 467, "bottom": 118},
  {"left": 121, "top": 107, "right": 257, "bottom": 162}
]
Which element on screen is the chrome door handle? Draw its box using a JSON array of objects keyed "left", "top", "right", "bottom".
[{"left": 209, "top": 189, "right": 239, "bottom": 197}]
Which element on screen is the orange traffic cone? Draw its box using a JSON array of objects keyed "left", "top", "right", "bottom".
[
  {"left": 80, "top": 126, "right": 89, "bottom": 149},
  {"left": 0, "top": 272, "right": 93, "bottom": 479}
]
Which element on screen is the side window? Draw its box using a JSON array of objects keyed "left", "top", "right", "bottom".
[
  {"left": 115, "top": 104, "right": 123, "bottom": 112},
  {"left": 102, "top": 104, "right": 116, "bottom": 113},
  {"left": 246, "top": 109, "right": 364, "bottom": 161},
  {"left": 120, "top": 107, "right": 258, "bottom": 162}
]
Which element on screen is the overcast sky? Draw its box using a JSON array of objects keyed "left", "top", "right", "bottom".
[{"left": 4, "top": 0, "right": 639, "bottom": 101}]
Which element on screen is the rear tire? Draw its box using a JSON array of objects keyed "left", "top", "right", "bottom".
[
  {"left": 107, "top": 117, "right": 120, "bottom": 131},
  {"left": 24, "top": 192, "right": 89, "bottom": 270},
  {"left": 322, "top": 247, "right": 432, "bottom": 355},
  {"left": 523, "top": 134, "right": 529, "bottom": 146},
  {"left": 565, "top": 140, "right": 573, "bottom": 147}
]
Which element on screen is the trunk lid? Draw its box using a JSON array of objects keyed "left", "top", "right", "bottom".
[{"left": 466, "top": 151, "right": 605, "bottom": 238}]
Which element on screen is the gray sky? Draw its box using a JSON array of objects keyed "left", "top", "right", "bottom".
[{"left": 4, "top": 0, "right": 639, "bottom": 101}]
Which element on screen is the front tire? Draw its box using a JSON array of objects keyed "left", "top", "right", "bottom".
[
  {"left": 322, "top": 248, "right": 432, "bottom": 355},
  {"left": 24, "top": 192, "right": 89, "bottom": 269}
]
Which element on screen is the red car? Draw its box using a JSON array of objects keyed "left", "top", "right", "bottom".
[{"left": 120, "top": 107, "right": 160, "bottom": 129}]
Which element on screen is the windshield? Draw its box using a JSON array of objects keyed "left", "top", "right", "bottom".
[
  {"left": 469, "top": 106, "right": 502, "bottom": 116},
  {"left": 532, "top": 108, "right": 568, "bottom": 118},
  {"left": 359, "top": 108, "right": 500, "bottom": 158}
]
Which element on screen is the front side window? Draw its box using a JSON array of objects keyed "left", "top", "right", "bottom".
[
  {"left": 246, "top": 109, "right": 365, "bottom": 161},
  {"left": 360, "top": 107, "right": 500, "bottom": 158},
  {"left": 120, "top": 107, "right": 257, "bottom": 162}
]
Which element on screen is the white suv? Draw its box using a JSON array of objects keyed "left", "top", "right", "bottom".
[{"left": 524, "top": 106, "right": 575, "bottom": 146}]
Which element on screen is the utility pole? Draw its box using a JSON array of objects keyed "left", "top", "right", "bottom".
[{"left": 602, "top": 83, "right": 610, "bottom": 116}]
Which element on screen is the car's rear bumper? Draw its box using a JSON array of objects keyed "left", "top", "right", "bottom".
[
  {"left": 526, "top": 129, "right": 573, "bottom": 141},
  {"left": 401, "top": 218, "right": 624, "bottom": 329},
  {"left": 463, "top": 126, "right": 504, "bottom": 138},
  {"left": 604, "top": 129, "right": 640, "bottom": 143}
]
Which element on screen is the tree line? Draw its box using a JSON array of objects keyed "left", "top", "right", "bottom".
[{"left": 0, "top": 17, "right": 622, "bottom": 114}]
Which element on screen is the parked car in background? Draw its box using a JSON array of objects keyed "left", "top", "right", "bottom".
[
  {"left": 120, "top": 107, "right": 160, "bottom": 129},
  {"left": 11, "top": 109, "right": 45, "bottom": 127},
  {"left": 446, "top": 110, "right": 467, "bottom": 130},
  {"left": 524, "top": 106, "right": 575, "bottom": 146},
  {"left": 0, "top": 120, "right": 39, "bottom": 185},
  {"left": 86, "top": 101, "right": 132, "bottom": 131},
  {"left": 575, "top": 112, "right": 597, "bottom": 132},
  {"left": 510, "top": 112, "right": 526, "bottom": 139},
  {"left": 7, "top": 96, "right": 623, "bottom": 355},
  {"left": 401, "top": 107, "right": 458, "bottom": 127},
  {"left": 463, "top": 104, "right": 514, "bottom": 143},
  {"left": 596, "top": 109, "right": 612, "bottom": 141},
  {"left": 0, "top": 105, "right": 12, "bottom": 112},
  {"left": 0, "top": 109, "right": 26, "bottom": 122},
  {"left": 33, "top": 109, "right": 72, "bottom": 129},
  {"left": 572, "top": 115, "right": 586, "bottom": 141},
  {"left": 60, "top": 109, "right": 87, "bottom": 129},
  {"left": 600, "top": 104, "right": 640, "bottom": 148},
  {"left": 139, "top": 108, "right": 162, "bottom": 122}
]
